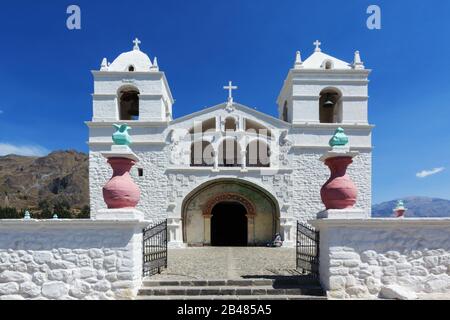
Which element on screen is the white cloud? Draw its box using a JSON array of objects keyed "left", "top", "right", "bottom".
[
  {"left": 416, "top": 167, "right": 445, "bottom": 178},
  {"left": 0, "top": 143, "right": 49, "bottom": 157}
]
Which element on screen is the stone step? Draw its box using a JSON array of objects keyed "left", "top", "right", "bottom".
[
  {"left": 138, "top": 285, "right": 325, "bottom": 297},
  {"left": 136, "top": 295, "right": 327, "bottom": 301},
  {"left": 142, "top": 278, "right": 320, "bottom": 288}
]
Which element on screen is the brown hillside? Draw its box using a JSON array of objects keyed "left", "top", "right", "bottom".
[{"left": 0, "top": 151, "right": 89, "bottom": 210}]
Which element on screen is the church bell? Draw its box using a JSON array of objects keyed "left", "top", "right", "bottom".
[{"left": 323, "top": 94, "right": 335, "bottom": 108}]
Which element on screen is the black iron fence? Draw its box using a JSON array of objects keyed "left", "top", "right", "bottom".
[
  {"left": 296, "top": 221, "right": 320, "bottom": 278},
  {"left": 143, "top": 220, "right": 168, "bottom": 277}
]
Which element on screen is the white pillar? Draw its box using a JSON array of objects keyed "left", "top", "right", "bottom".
[
  {"left": 167, "top": 217, "right": 186, "bottom": 248},
  {"left": 280, "top": 217, "right": 296, "bottom": 248}
]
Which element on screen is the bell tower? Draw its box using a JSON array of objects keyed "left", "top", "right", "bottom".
[
  {"left": 277, "top": 41, "right": 370, "bottom": 125},
  {"left": 91, "top": 38, "right": 174, "bottom": 123}
]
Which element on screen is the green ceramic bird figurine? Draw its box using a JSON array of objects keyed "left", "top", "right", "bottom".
[
  {"left": 329, "top": 127, "right": 349, "bottom": 147},
  {"left": 112, "top": 124, "right": 132, "bottom": 146}
]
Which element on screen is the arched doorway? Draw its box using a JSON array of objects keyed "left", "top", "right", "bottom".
[
  {"left": 182, "top": 179, "right": 280, "bottom": 247},
  {"left": 211, "top": 202, "right": 248, "bottom": 247}
]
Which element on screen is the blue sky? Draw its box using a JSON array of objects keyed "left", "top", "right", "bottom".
[{"left": 0, "top": 0, "right": 449, "bottom": 204}]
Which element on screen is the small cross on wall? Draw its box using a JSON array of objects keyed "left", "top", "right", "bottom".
[{"left": 223, "top": 81, "right": 238, "bottom": 104}]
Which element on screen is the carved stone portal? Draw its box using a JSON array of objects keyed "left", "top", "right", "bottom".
[
  {"left": 203, "top": 193, "right": 256, "bottom": 218},
  {"left": 202, "top": 193, "right": 257, "bottom": 245}
]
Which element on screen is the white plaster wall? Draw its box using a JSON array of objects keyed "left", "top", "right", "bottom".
[
  {"left": 313, "top": 220, "right": 450, "bottom": 299},
  {"left": 139, "top": 97, "right": 166, "bottom": 121},
  {"left": 341, "top": 99, "right": 368, "bottom": 124},
  {"left": 94, "top": 74, "right": 162, "bottom": 96},
  {"left": 291, "top": 99, "right": 319, "bottom": 123},
  {"left": 0, "top": 221, "right": 144, "bottom": 300},
  {"left": 289, "top": 126, "right": 372, "bottom": 150},
  {"left": 88, "top": 125, "right": 167, "bottom": 145},
  {"left": 89, "top": 146, "right": 168, "bottom": 222},
  {"left": 292, "top": 81, "right": 368, "bottom": 97},
  {"left": 92, "top": 95, "right": 118, "bottom": 122},
  {"left": 291, "top": 149, "right": 372, "bottom": 221}
]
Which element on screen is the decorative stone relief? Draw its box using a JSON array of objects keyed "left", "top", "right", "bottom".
[
  {"left": 225, "top": 104, "right": 235, "bottom": 113},
  {"left": 278, "top": 130, "right": 292, "bottom": 166},
  {"left": 202, "top": 193, "right": 256, "bottom": 217},
  {"left": 279, "top": 130, "right": 291, "bottom": 147}
]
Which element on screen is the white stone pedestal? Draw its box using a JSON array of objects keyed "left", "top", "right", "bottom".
[
  {"left": 280, "top": 218, "right": 296, "bottom": 248},
  {"left": 101, "top": 145, "right": 139, "bottom": 162},
  {"left": 317, "top": 209, "right": 368, "bottom": 220},
  {"left": 96, "top": 208, "right": 145, "bottom": 221},
  {"left": 167, "top": 217, "right": 186, "bottom": 248}
]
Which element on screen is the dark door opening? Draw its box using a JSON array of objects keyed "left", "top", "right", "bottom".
[{"left": 211, "top": 202, "right": 248, "bottom": 247}]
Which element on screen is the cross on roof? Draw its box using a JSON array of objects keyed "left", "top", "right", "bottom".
[
  {"left": 224, "top": 81, "right": 238, "bottom": 104},
  {"left": 133, "top": 38, "right": 141, "bottom": 50},
  {"left": 314, "top": 40, "right": 322, "bottom": 52}
]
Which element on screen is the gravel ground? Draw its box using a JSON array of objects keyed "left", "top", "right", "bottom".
[{"left": 151, "top": 247, "right": 298, "bottom": 280}]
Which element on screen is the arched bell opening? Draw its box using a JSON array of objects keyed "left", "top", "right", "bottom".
[
  {"left": 319, "top": 88, "right": 342, "bottom": 123},
  {"left": 118, "top": 86, "right": 140, "bottom": 120}
]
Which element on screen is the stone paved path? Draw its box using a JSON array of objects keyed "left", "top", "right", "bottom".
[{"left": 151, "top": 247, "right": 299, "bottom": 280}]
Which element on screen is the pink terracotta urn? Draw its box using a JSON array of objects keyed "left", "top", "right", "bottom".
[
  {"left": 101, "top": 124, "right": 141, "bottom": 210},
  {"left": 103, "top": 157, "right": 141, "bottom": 209},
  {"left": 320, "top": 128, "right": 359, "bottom": 210},
  {"left": 321, "top": 156, "right": 358, "bottom": 210},
  {"left": 393, "top": 200, "right": 407, "bottom": 218}
]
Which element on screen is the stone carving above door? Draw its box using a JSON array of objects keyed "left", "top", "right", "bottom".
[{"left": 202, "top": 193, "right": 256, "bottom": 218}]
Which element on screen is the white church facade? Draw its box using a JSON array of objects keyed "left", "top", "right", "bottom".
[
  {"left": 1, "top": 39, "right": 450, "bottom": 301},
  {"left": 87, "top": 39, "right": 373, "bottom": 248}
]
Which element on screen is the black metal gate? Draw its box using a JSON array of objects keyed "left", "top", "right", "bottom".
[
  {"left": 296, "top": 221, "right": 320, "bottom": 278},
  {"left": 143, "top": 220, "right": 168, "bottom": 277}
]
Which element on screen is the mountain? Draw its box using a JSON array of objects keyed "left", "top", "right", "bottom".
[
  {"left": 0, "top": 150, "right": 89, "bottom": 212},
  {"left": 372, "top": 196, "right": 450, "bottom": 218}
]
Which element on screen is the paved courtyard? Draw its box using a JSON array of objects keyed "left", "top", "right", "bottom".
[{"left": 151, "top": 247, "right": 298, "bottom": 280}]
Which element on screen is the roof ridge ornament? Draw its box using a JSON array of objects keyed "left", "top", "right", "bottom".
[
  {"left": 352, "top": 50, "right": 365, "bottom": 69},
  {"left": 224, "top": 81, "right": 238, "bottom": 108},
  {"left": 294, "top": 51, "right": 303, "bottom": 69},
  {"left": 100, "top": 58, "right": 109, "bottom": 71},
  {"left": 314, "top": 40, "right": 322, "bottom": 53},
  {"left": 133, "top": 38, "right": 141, "bottom": 51},
  {"left": 150, "top": 57, "right": 159, "bottom": 71}
]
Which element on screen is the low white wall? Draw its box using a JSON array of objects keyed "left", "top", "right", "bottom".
[
  {"left": 0, "top": 219, "right": 148, "bottom": 300},
  {"left": 311, "top": 219, "right": 450, "bottom": 299}
]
